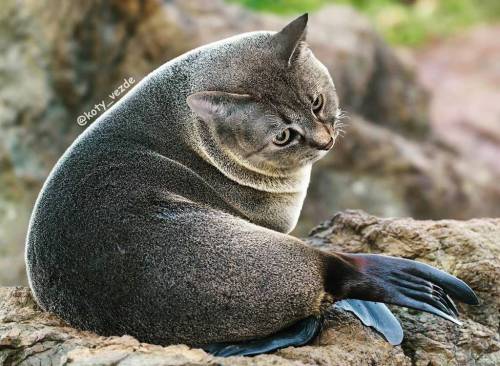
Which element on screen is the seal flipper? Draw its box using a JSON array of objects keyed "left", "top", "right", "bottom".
[
  {"left": 334, "top": 299, "right": 403, "bottom": 345},
  {"left": 203, "top": 316, "right": 321, "bottom": 357},
  {"left": 326, "top": 253, "right": 479, "bottom": 326}
]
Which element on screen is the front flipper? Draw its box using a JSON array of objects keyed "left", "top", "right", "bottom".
[
  {"left": 334, "top": 299, "right": 403, "bottom": 345},
  {"left": 325, "top": 253, "right": 479, "bottom": 326},
  {"left": 203, "top": 316, "right": 321, "bottom": 357}
]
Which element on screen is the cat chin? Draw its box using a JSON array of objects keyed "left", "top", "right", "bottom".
[
  {"left": 309, "top": 150, "right": 331, "bottom": 163},
  {"left": 318, "top": 150, "right": 331, "bottom": 158}
]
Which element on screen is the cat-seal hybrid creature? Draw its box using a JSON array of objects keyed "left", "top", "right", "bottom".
[{"left": 26, "top": 14, "right": 478, "bottom": 356}]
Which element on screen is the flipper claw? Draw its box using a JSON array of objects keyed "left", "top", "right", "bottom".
[{"left": 326, "top": 253, "right": 479, "bottom": 326}]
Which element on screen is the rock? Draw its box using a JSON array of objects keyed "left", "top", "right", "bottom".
[
  {"left": 415, "top": 25, "right": 500, "bottom": 175},
  {"left": 297, "top": 116, "right": 500, "bottom": 234},
  {"left": 0, "top": 287, "right": 406, "bottom": 365},
  {"left": 1, "top": 212, "right": 498, "bottom": 365},
  {"left": 308, "top": 210, "right": 500, "bottom": 366}
]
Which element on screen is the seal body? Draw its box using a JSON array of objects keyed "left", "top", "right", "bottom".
[
  {"left": 25, "top": 16, "right": 478, "bottom": 351},
  {"left": 26, "top": 29, "right": 329, "bottom": 345}
]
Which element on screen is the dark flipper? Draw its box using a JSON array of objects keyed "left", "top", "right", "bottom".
[
  {"left": 206, "top": 253, "right": 478, "bottom": 357},
  {"left": 203, "top": 316, "right": 321, "bottom": 357},
  {"left": 334, "top": 299, "right": 403, "bottom": 345},
  {"left": 325, "top": 253, "right": 479, "bottom": 325}
]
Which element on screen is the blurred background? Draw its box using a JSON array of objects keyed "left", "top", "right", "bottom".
[{"left": 1, "top": 0, "right": 499, "bottom": 286}]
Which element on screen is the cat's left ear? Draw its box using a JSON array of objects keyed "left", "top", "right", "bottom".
[
  {"left": 271, "top": 13, "right": 308, "bottom": 66},
  {"left": 187, "top": 91, "right": 253, "bottom": 122}
]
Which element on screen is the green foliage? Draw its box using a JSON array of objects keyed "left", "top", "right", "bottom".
[
  {"left": 230, "top": 0, "right": 328, "bottom": 14},
  {"left": 229, "top": 0, "right": 500, "bottom": 45}
]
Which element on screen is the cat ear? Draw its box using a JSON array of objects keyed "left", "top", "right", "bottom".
[
  {"left": 272, "top": 13, "right": 308, "bottom": 66},
  {"left": 187, "top": 91, "right": 252, "bottom": 122}
]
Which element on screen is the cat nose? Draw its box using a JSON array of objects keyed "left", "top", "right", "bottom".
[
  {"left": 309, "top": 135, "right": 334, "bottom": 150},
  {"left": 317, "top": 137, "right": 334, "bottom": 150},
  {"left": 309, "top": 122, "right": 334, "bottom": 150}
]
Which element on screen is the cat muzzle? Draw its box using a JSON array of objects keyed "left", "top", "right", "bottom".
[{"left": 316, "top": 137, "right": 334, "bottom": 151}]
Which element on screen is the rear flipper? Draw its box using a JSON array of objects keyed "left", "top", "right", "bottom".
[
  {"left": 204, "top": 253, "right": 478, "bottom": 357},
  {"left": 203, "top": 316, "right": 321, "bottom": 357},
  {"left": 334, "top": 299, "right": 403, "bottom": 345},
  {"left": 204, "top": 301, "right": 402, "bottom": 357},
  {"left": 325, "top": 253, "right": 479, "bottom": 326}
]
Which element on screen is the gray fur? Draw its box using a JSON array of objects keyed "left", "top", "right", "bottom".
[{"left": 25, "top": 15, "right": 341, "bottom": 345}]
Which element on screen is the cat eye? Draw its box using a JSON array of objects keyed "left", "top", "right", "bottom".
[
  {"left": 273, "top": 128, "right": 294, "bottom": 146},
  {"left": 312, "top": 94, "right": 324, "bottom": 115}
]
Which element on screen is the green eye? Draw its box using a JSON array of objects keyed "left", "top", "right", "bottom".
[{"left": 273, "top": 128, "right": 292, "bottom": 146}]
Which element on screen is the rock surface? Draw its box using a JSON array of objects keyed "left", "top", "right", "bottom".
[
  {"left": 309, "top": 211, "right": 500, "bottom": 365},
  {"left": 415, "top": 25, "right": 500, "bottom": 174},
  {"left": 1, "top": 211, "right": 498, "bottom": 365}
]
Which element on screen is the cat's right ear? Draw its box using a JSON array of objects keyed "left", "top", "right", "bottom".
[
  {"left": 271, "top": 13, "right": 308, "bottom": 66},
  {"left": 187, "top": 91, "right": 252, "bottom": 122}
]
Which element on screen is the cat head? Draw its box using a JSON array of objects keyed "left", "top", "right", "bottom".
[{"left": 187, "top": 14, "right": 343, "bottom": 174}]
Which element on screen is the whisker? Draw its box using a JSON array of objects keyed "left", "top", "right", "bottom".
[{"left": 333, "top": 108, "right": 349, "bottom": 139}]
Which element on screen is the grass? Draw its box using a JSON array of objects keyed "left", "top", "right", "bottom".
[{"left": 229, "top": 0, "right": 500, "bottom": 46}]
